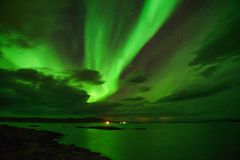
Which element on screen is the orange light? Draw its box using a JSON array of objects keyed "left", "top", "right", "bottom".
[{"left": 105, "top": 121, "right": 110, "bottom": 124}]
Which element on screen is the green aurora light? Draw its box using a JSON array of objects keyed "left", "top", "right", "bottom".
[
  {"left": 1, "top": 0, "right": 240, "bottom": 119},
  {"left": 83, "top": 0, "right": 179, "bottom": 102}
]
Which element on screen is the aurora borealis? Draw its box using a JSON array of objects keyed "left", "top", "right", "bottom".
[
  {"left": 83, "top": 0, "right": 179, "bottom": 102},
  {"left": 0, "top": 0, "right": 240, "bottom": 120}
]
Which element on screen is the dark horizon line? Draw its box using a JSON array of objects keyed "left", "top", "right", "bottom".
[
  {"left": 0, "top": 117, "right": 117, "bottom": 123},
  {"left": 0, "top": 117, "right": 240, "bottom": 123}
]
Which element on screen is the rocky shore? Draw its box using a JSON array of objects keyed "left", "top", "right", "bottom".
[{"left": 0, "top": 125, "right": 111, "bottom": 160}]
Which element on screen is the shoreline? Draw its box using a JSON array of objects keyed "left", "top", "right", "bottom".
[{"left": 0, "top": 124, "right": 111, "bottom": 160}]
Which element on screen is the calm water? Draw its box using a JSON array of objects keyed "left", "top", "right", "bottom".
[{"left": 2, "top": 122, "right": 240, "bottom": 160}]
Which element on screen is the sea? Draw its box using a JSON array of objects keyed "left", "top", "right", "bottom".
[{"left": 1, "top": 122, "right": 240, "bottom": 160}]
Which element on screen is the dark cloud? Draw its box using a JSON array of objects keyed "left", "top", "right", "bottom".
[
  {"left": 139, "top": 86, "right": 151, "bottom": 93},
  {"left": 0, "top": 89, "right": 14, "bottom": 109},
  {"left": 12, "top": 69, "right": 45, "bottom": 82},
  {"left": 200, "top": 66, "right": 218, "bottom": 78},
  {"left": 0, "top": 0, "right": 64, "bottom": 37},
  {"left": 71, "top": 69, "right": 104, "bottom": 85},
  {"left": 123, "top": 96, "right": 145, "bottom": 102},
  {"left": 190, "top": 15, "right": 240, "bottom": 66},
  {"left": 0, "top": 51, "right": 3, "bottom": 57},
  {"left": 73, "top": 101, "right": 122, "bottom": 116},
  {"left": 156, "top": 84, "right": 232, "bottom": 103},
  {"left": 156, "top": 57, "right": 240, "bottom": 103},
  {"left": 0, "top": 0, "right": 70, "bottom": 65},
  {"left": 0, "top": 68, "right": 89, "bottom": 114},
  {"left": 127, "top": 72, "right": 150, "bottom": 83},
  {"left": 13, "top": 39, "right": 33, "bottom": 48}
]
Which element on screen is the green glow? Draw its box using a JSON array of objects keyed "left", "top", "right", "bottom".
[
  {"left": 2, "top": 44, "right": 63, "bottom": 70},
  {"left": 84, "top": 0, "right": 179, "bottom": 102},
  {"left": 0, "top": 33, "right": 64, "bottom": 71}
]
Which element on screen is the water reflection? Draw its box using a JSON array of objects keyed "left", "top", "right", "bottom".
[{"left": 2, "top": 122, "right": 240, "bottom": 160}]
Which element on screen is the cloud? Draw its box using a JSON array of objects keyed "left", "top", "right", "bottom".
[
  {"left": 156, "top": 83, "right": 233, "bottom": 103},
  {"left": 72, "top": 101, "right": 122, "bottom": 116},
  {"left": 123, "top": 96, "right": 146, "bottom": 102},
  {"left": 190, "top": 15, "right": 240, "bottom": 66},
  {"left": 139, "top": 86, "right": 151, "bottom": 92},
  {"left": 71, "top": 69, "right": 104, "bottom": 85},
  {"left": 200, "top": 66, "right": 218, "bottom": 78},
  {"left": 0, "top": 68, "right": 89, "bottom": 114},
  {"left": 0, "top": 51, "right": 3, "bottom": 57},
  {"left": 127, "top": 72, "right": 150, "bottom": 83},
  {"left": 0, "top": 0, "right": 65, "bottom": 38},
  {"left": 0, "top": 0, "right": 86, "bottom": 68},
  {"left": 156, "top": 54, "right": 240, "bottom": 107}
]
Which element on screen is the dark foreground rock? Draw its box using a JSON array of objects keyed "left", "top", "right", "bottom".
[{"left": 0, "top": 125, "right": 111, "bottom": 160}]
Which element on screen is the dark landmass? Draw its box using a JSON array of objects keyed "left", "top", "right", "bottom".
[
  {"left": 76, "top": 126, "right": 123, "bottom": 130},
  {"left": 0, "top": 117, "right": 117, "bottom": 123},
  {"left": 130, "top": 118, "right": 240, "bottom": 123},
  {"left": 161, "top": 118, "right": 240, "bottom": 123},
  {"left": 1, "top": 117, "right": 240, "bottom": 124},
  {"left": 0, "top": 125, "right": 111, "bottom": 160},
  {"left": 76, "top": 126, "right": 148, "bottom": 131}
]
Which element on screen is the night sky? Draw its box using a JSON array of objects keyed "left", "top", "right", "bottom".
[{"left": 0, "top": 0, "right": 240, "bottom": 121}]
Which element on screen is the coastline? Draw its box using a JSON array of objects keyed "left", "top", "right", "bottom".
[{"left": 0, "top": 124, "right": 111, "bottom": 160}]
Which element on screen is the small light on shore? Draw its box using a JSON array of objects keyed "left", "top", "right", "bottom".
[
  {"left": 105, "top": 121, "right": 110, "bottom": 125},
  {"left": 120, "top": 121, "right": 127, "bottom": 124}
]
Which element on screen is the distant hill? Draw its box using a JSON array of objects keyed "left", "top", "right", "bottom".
[{"left": 0, "top": 117, "right": 118, "bottom": 123}]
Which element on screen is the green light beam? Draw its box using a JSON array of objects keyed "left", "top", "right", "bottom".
[{"left": 84, "top": 0, "right": 179, "bottom": 102}]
